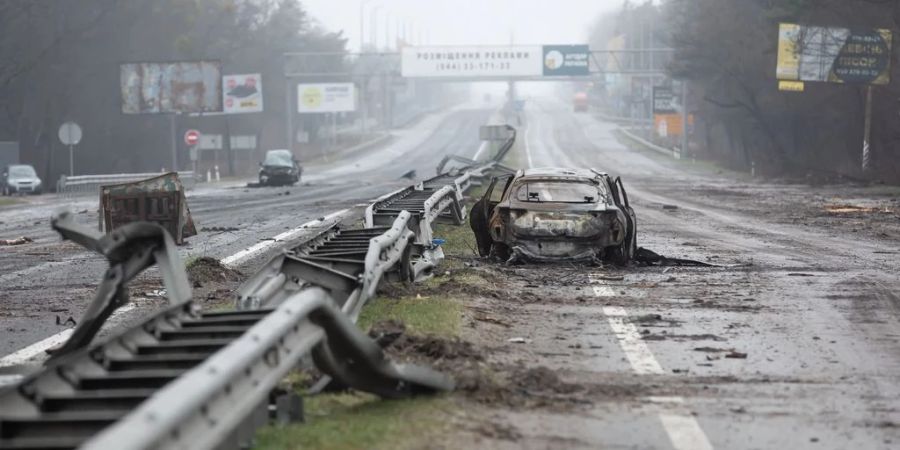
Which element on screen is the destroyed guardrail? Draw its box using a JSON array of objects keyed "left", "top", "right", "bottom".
[
  {"left": 0, "top": 211, "right": 452, "bottom": 450},
  {"left": 57, "top": 171, "right": 197, "bottom": 196},
  {"left": 236, "top": 212, "right": 416, "bottom": 321}
]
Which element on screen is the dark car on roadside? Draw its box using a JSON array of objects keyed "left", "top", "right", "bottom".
[
  {"left": 258, "top": 149, "right": 302, "bottom": 186},
  {"left": 1, "top": 164, "right": 43, "bottom": 195},
  {"left": 470, "top": 167, "right": 637, "bottom": 264}
]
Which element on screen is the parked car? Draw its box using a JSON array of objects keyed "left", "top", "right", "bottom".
[
  {"left": 469, "top": 167, "right": 637, "bottom": 264},
  {"left": 1, "top": 164, "right": 42, "bottom": 195},
  {"left": 258, "top": 149, "right": 302, "bottom": 186}
]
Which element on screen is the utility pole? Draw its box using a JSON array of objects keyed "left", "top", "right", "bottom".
[{"left": 680, "top": 80, "right": 688, "bottom": 159}]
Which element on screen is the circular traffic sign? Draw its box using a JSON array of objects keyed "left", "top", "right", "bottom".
[
  {"left": 58, "top": 121, "right": 82, "bottom": 146},
  {"left": 184, "top": 129, "right": 201, "bottom": 147}
]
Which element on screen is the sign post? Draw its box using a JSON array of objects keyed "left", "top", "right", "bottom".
[
  {"left": 184, "top": 129, "right": 200, "bottom": 172},
  {"left": 58, "top": 121, "right": 82, "bottom": 176}
]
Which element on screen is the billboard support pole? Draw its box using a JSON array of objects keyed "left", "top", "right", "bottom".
[
  {"left": 169, "top": 113, "right": 178, "bottom": 172},
  {"left": 286, "top": 80, "right": 295, "bottom": 153},
  {"left": 862, "top": 85, "right": 873, "bottom": 172},
  {"left": 68, "top": 144, "right": 74, "bottom": 176},
  {"left": 680, "top": 80, "right": 688, "bottom": 159}
]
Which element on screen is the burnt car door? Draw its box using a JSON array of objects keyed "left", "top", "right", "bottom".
[
  {"left": 470, "top": 174, "right": 513, "bottom": 256},
  {"left": 613, "top": 176, "right": 638, "bottom": 259}
]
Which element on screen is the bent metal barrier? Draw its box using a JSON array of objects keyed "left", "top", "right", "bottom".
[
  {"left": 0, "top": 126, "right": 518, "bottom": 450},
  {"left": 0, "top": 211, "right": 451, "bottom": 450}
]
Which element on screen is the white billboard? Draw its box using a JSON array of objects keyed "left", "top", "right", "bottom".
[
  {"left": 297, "top": 83, "right": 356, "bottom": 113},
  {"left": 402, "top": 46, "right": 543, "bottom": 78},
  {"left": 777, "top": 23, "right": 892, "bottom": 85},
  {"left": 223, "top": 73, "right": 263, "bottom": 113},
  {"left": 120, "top": 61, "right": 222, "bottom": 114}
]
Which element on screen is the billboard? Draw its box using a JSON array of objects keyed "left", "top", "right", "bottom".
[
  {"left": 402, "top": 45, "right": 543, "bottom": 78},
  {"left": 543, "top": 45, "right": 590, "bottom": 76},
  {"left": 297, "top": 83, "right": 356, "bottom": 113},
  {"left": 120, "top": 61, "right": 222, "bottom": 114},
  {"left": 777, "top": 23, "right": 892, "bottom": 85},
  {"left": 652, "top": 87, "right": 677, "bottom": 114},
  {"left": 223, "top": 73, "right": 263, "bottom": 114}
]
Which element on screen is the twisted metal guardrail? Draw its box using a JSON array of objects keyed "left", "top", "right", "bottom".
[
  {"left": 0, "top": 124, "right": 519, "bottom": 450},
  {"left": 57, "top": 171, "right": 197, "bottom": 197}
]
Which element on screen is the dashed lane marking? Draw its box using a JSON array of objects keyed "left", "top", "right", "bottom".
[{"left": 593, "top": 277, "right": 715, "bottom": 450}]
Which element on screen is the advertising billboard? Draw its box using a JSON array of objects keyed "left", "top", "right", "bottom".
[
  {"left": 297, "top": 83, "right": 356, "bottom": 113},
  {"left": 777, "top": 23, "right": 892, "bottom": 85},
  {"left": 401, "top": 45, "right": 544, "bottom": 78},
  {"left": 120, "top": 61, "right": 222, "bottom": 114},
  {"left": 223, "top": 73, "right": 263, "bottom": 114},
  {"left": 542, "top": 45, "right": 590, "bottom": 76},
  {"left": 402, "top": 45, "right": 592, "bottom": 78}
]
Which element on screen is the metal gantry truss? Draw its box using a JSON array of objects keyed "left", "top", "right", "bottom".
[{"left": 0, "top": 129, "right": 518, "bottom": 450}]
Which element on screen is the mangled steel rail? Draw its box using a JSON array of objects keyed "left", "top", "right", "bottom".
[
  {"left": 236, "top": 212, "right": 416, "bottom": 320},
  {"left": 0, "top": 212, "right": 452, "bottom": 450}
]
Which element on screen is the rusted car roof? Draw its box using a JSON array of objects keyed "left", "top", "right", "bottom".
[{"left": 517, "top": 167, "right": 605, "bottom": 180}]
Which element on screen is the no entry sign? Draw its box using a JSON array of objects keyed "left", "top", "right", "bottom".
[{"left": 184, "top": 129, "right": 201, "bottom": 147}]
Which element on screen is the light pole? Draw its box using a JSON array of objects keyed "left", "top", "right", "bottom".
[
  {"left": 369, "top": 5, "right": 383, "bottom": 49},
  {"left": 359, "top": 0, "right": 376, "bottom": 52}
]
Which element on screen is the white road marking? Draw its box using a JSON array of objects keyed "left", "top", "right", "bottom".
[
  {"left": 220, "top": 209, "right": 348, "bottom": 268},
  {"left": 593, "top": 277, "right": 715, "bottom": 450},
  {"left": 0, "top": 303, "right": 135, "bottom": 368},
  {"left": 524, "top": 121, "right": 535, "bottom": 168},
  {"left": 0, "top": 329, "right": 74, "bottom": 367},
  {"left": 472, "top": 141, "right": 488, "bottom": 161}
]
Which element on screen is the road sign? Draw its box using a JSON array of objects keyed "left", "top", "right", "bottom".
[
  {"left": 402, "top": 45, "right": 543, "bottom": 78},
  {"left": 652, "top": 87, "right": 677, "bottom": 114},
  {"left": 543, "top": 45, "right": 590, "bottom": 76},
  {"left": 778, "top": 80, "right": 805, "bottom": 92},
  {"left": 297, "top": 83, "right": 356, "bottom": 113},
  {"left": 184, "top": 129, "right": 201, "bottom": 147},
  {"left": 58, "top": 122, "right": 82, "bottom": 146}
]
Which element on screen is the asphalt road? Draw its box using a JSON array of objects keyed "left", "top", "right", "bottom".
[
  {"left": 453, "top": 98, "right": 900, "bottom": 449},
  {"left": 0, "top": 104, "right": 494, "bottom": 361}
]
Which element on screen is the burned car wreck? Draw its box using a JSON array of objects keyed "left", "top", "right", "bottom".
[{"left": 470, "top": 167, "right": 637, "bottom": 264}]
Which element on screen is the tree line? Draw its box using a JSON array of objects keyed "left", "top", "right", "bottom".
[{"left": 0, "top": 0, "right": 346, "bottom": 179}]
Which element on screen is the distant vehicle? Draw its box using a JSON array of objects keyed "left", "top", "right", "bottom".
[
  {"left": 1, "top": 164, "right": 42, "bottom": 195},
  {"left": 469, "top": 167, "right": 637, "bottom": 264},
  {"left": 258, "top": 149, "right": 302, "bottom": 186},
  {"left": 573, "top": 92, "right": 589, "bottom": 112}
]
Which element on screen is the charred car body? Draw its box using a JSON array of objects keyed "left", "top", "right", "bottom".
[{"left": 470, "top": 167, "right": 637, "bottom": 264}]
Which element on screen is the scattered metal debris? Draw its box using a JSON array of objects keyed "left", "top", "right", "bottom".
[
  {"left": 99, "top": 172, "right": 197, "bottom": 245},
  {"left": 0, "top": 236, "right": 32, "bottom": 246}
]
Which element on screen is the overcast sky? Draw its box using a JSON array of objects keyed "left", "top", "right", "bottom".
[{"left": 301, "top": 0, "right": 624, "bottom": 51}]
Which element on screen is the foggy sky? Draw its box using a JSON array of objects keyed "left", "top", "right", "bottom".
[{"left": 301, "top": 0, "right": 625, "bottom": 51}]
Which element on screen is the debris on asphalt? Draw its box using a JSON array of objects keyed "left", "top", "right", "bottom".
[
  {"left": 787, "top": 273, "right": 815, "bottom": 277},
  {"left": 201, "top": 226, "right": 241, "bottom": 232},
  {"left": 595, "top": 274, "right": 625, "bottom": 281},
  {"left": 0, "top": 237, "right": 33, "bottom": 246},
  {"left": 662, "top": 204, "right": 679, "bottom": 210},
  {"left": 725, "top": 351, "right": 748, "bottom": 359},
  {"left": 400, "top": 170, "right": 417, "bottom": 179},
  {"left": 474, "top": 314, "right": 511, "bottom": 328},
  {"left": 186, "top": 257, "right": 243, "bottom": 285},
  {"left": 55, "top": 316, "right": 76, "bottom": 327},
  {"left": 507, "top": 337, "right": 529, "bottom": 344}
]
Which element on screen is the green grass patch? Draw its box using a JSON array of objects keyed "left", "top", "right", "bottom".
[
  {"left": 254, "top": 393, "right": 450, "bottom": 450},
  {"left": 431, "top": 222, "right": 479, "bottom": 260},
  {"left": 0, "top": 197, "right": 21, "bottom": 207},
  {"left": 358, "top": 294, "right": 462, "bottom": 338}
]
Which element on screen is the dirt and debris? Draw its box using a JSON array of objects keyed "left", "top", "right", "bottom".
[
  {"left": 200, "top": 226, "right": 241, "bottom": 232},
  {"left": 186, "top": 257, "right": 243, "bottom": 285},
  {"left": 0, "top": 237, "right": 33, "bottom": 246}
]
